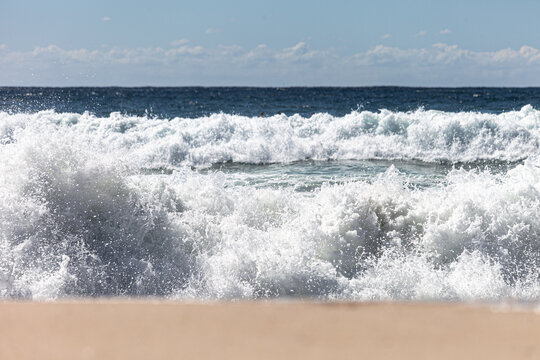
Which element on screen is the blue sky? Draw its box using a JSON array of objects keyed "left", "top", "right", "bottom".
[{"left": 1, "top": 0, "right": 540, "bottom": 86}]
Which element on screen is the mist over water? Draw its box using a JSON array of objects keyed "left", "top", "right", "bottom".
[{"left": 0, "top": 87, "right": 539, "bottom": 301}]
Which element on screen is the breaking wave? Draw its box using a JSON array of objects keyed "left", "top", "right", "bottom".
[
  {"left": 0, "top": 107, "right": 539, "bottom": 300},
  {"left": 2, "top": 105, "right": 540, "bottom": 166}
]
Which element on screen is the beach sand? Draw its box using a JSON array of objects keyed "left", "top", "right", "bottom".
[{"left": 0, "top": 301, "right": 538, "bottom": 359}]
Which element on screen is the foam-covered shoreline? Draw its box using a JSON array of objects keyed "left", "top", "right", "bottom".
[{"left": 0, "top": 301, "right": 538, "bottom": 360}]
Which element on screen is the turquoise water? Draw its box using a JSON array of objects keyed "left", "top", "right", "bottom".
[{"left": 204, "top": 159, "right": 519, "bottom": 191}]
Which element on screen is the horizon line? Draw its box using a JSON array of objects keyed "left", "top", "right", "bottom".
[{"left": 2, "top": 85, "right": 540, "bottom": 89}]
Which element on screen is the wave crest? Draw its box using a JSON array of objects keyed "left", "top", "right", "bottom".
[{"left": 2, "top": 106, "right": 540, "bottom": 166}]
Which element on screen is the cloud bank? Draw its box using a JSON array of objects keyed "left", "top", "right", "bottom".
[{"left": 1, "top": 42, "right": 540, "bottom": 86}]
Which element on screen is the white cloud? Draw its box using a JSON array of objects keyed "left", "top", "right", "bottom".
[
  {"left": 415, "top": 30, "right": 427, "bottom": 37},
  {"left": 218, "top": 44, "right": 244, "bottom": 56},
  {"left": 440, "top": 29, "right": 452, "bottom": 35},
  {"left": 2, "top": 42, "right": 540, "bottom": 86},
  {"left": 276, "top": 42, "right": 307, "bottom": 59},
  {"left": 165, "top": 45, "right": 205, "bottom": 57},
  {"left": 205, "top": 28, "right": 220, "bottom": 35},
  {"left": 171, "top": 38, "right": 189, "bottom": 46},
  {"left": 244, "top": 44, "right": 271, "bottom": 61},
  {"left": 349, "top": 43, "right": 540, "bottom": 69},
  {"left": 0, "top": 44, "right": 7, "bottom": 50},
  {"left": 380, "top": 34, "right": 392, "bottom": 39},
  {"left": 101, "top": 17, "right": 111, "bottom": 22}
]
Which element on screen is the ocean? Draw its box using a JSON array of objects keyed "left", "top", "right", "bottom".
[{"left": 0, "top": 87, "right": 539, "bottom": 301}]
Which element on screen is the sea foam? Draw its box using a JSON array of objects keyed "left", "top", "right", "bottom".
[
  {"left": 0, "top": 109, "right": 538, "bottom": 300},
  {"left": 2, "top": 105, "right": 540, "bottom": 167}
]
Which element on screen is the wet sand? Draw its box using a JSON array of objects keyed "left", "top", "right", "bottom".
[{"left": 0, "top": 301, "right": 538, "bottom": 360}]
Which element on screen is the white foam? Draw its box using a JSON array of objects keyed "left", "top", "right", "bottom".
[
  {"left": 2, "top": 106, "right": 540, "bottom": 167},
  {"left": 0, "top": 109, "right": 538, "bottom": 300}
]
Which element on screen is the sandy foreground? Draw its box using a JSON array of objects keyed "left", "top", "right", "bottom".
[{"left": 0, "top": 301, "right": 538, "bottom": 360}]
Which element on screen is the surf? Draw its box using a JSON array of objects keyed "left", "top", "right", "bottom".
[
  {"left": 0, "top": 112, "right": 538, "bottom": 300},
  {"left": 2, "top": 105, "right": 540, "bottom": 169}
]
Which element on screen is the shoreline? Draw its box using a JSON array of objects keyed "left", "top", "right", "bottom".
[{"left": 0, "top": 301, "right": 538, "bottom": 359}]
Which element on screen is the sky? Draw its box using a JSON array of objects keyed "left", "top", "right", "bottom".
[{"left": 1, "top": 0, "right": 540, "bottom": 86}]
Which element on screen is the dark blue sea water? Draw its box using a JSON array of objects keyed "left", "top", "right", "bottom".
[
  {"left": 2, "top": 87, "right": 540, "bottom": 117},
  {"left": 0, "top": 87, "right": 539, "bottom": 301}
]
